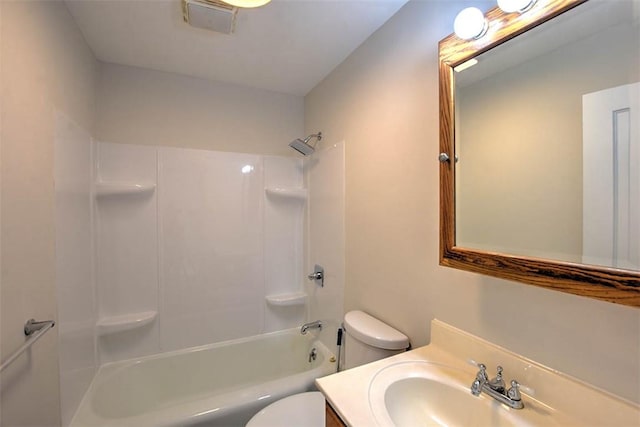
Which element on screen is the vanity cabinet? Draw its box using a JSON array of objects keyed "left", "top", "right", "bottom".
[
  {"left": 325, "top": 402, "right": 346, "bottom": 427},
  {"left": 316, "top": 320, "right": 640, "bottom": 425}
]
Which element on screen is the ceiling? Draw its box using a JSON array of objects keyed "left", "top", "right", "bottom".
[{"left": 65, "top": 0, "right": 409, "bottom": 96}]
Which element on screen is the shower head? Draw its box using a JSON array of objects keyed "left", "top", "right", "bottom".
[{"left": 289, "top": 132, "right": 322, "bottom": 156}]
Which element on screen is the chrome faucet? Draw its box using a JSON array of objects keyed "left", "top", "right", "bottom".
[
  {"left": 300, "top": 320, "right": 323, "bottom": 335},
  {"left": 471, "top": 364, "right": 523, "bottom": 409}
]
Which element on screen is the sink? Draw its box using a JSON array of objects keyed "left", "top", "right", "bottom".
[
  {"left": 317, "top": 321, "right": 640, "bottom": 427},
  {"left": 382, "top": 376, "right": 519, "bottom": 427},
  {"left": 368, "top": 361, "right": 566, "bottom": 427}
]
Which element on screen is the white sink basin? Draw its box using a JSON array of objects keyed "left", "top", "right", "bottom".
[
  {"left": 317, "top": 321, "right": 640, "bottom": 427},
  {"left": 368, "top": 361, "right": 567, "bottom": 427}
]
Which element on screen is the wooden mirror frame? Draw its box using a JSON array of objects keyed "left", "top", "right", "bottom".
[{"left": 439, "top": 0, "right": 640, "bottom": 307}]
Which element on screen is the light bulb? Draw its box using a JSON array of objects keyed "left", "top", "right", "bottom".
[
  {"left": 220, "top": 0, "right": 271, "bottom": 8},
  {"left": 454, "top": 7, "right": 488, "bottom": 40},
  {"left": 497, "top": 0, "right": 537, "bottom": 13}
]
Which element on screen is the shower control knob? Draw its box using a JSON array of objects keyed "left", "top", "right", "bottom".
[{"left": 307, "top": 264, "right": 324, "bottom": 287}]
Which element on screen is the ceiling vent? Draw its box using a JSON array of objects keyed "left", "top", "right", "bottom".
[{"left": 182, "top": 0, "right": 238, "bottom": 34}]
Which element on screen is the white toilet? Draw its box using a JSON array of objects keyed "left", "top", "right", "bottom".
[{"left": 247, "top": 310, "right": 409, "bottom": 427}]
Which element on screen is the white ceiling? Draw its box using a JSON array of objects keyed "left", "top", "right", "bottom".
[{"left": 65, "top": 0, "right": 409, "bottom": 96}]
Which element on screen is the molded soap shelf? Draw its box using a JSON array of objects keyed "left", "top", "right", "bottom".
[
  {"left": 265, "top": 292, "right": 307, "bottom": 307},
  {"left": 97, "top": 311, "right": 157, "bottom": 336},
  {"left": 95, "top": 182, "right": 156, "bottom": 198},
  {"left": 265, "top": 187, "right": 308, "bottom": 201}
]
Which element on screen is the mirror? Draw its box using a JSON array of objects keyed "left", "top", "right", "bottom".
[{"left": 439, "top": 0, "right": 640, "bottom": 307}]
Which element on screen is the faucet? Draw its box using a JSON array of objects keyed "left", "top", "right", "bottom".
[
  {"left": 300, "top": 320, "right": 323, "bottom": 335},
  {"left": 471, "top": 364, "right": 523, "bottom": 409}
]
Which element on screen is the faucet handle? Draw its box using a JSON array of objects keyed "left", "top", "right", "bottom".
[
  {"left": 488, "top": 365, "right": 506, "bottom": 392},
  {"left": 507, "top": 380, "right": 522, "bottom": 401},
  {"left": 470, "top": 364, "right": 487, "bottom": 396},
  {"left": 475, "top": 363, "right": 488, "bottom": 381}
]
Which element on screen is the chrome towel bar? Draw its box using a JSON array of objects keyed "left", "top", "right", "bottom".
[{"left": 0, "top": 319, "right": 55, "bottom": 373}]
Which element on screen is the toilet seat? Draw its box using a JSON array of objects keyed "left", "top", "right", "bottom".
[{"left": 246, "top": 392, "right": 325, "bottom": 427}]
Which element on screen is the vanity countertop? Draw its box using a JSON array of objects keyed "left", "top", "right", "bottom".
[
  {"left": 316, "top": 319, "right": 640, "bottom": 427},
  {"left": 317, "top": 344, "right": 456, "bottom": 426}
]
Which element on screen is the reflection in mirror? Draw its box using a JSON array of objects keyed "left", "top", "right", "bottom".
[
  {"left": 439, "top": 0, "right": 640, "bottom": 307},
  {"left": 455, "top": 0, "right": 639, "bottom": 270}
]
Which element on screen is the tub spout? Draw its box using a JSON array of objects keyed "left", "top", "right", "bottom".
[{"left": 300, "top": 320, "right": 323, "bottom": 335}]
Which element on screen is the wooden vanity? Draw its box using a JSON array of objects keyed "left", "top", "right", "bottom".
[{"left": 325, "top": 402, "right": 346, "bottom": 427}]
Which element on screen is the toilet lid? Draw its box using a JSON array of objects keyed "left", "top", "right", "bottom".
[
  {"left": 246, "top": 392, "right": 325, "bottom": 427},
  {"left": 344, "top": 310, "right": 409, "bottom": 350}
]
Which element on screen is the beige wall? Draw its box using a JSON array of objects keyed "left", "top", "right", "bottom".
[
  {"left": 305, "top": 0, "right": 640, "bottom": 403},
  {"left": 0, "top": 1, "right": 98, "bottom": 426},
  {"left": 457, "top": 18, "right": 639, "bottom": 262},
  {"left": 96, "top": 63, "right": 303, "bottom": 156}
]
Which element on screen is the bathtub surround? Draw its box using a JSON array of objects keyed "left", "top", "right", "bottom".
[
  {"left": 93, "top": 142, "right": 307, "bottom": 363},
  {"left": 304, "top": 0, "right": 640, "bottom": 403},
  {"left": 263, "top": 155, "right": 308, "bottom": 332},
  {"left": 95, "top": 142, "right": 159, "bottom": 362},
  {"left": 53, "top": 139, "right": 310, "bottom": 421},
  {"left": 54, "top": 113, "right": 97, "bottom": 427},
  {"left": 305, "top": 141, "right": 346, "bottom": 353},
  {"left": 51, "top": 43, "right": 303, "bottom": 425}
]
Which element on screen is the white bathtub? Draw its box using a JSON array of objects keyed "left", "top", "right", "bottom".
[{"left": 70, "top": 329, "right": 335, "bottom": 427}]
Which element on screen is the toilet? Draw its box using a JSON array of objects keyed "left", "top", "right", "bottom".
[
  {"left": 246, "top": 392, "right": 326, "bottom": 427},
  {"left": 247, "top": 310, "right": 409, "bottom": 427},
  {"left": 342, "top": 309, "right": 410, "bottom": 369}
]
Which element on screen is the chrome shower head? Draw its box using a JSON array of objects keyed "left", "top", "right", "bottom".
[{"left": 289, "top": 132, "right": 322, "bottom": 156}]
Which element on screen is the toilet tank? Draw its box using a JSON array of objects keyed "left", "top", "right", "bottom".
[{"left": 342, "top": 310, "right": 409, "bottom": 370}]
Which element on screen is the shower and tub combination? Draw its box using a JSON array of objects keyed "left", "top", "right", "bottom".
[
  {"left": 55, "top": 119, "right": 343, "bottom": 426},
  {"left": 70, "top": 328, "right": 334, "bottom": 427},
  {"left": 70, "top": 311, "right": 409, "bottom": 427}
]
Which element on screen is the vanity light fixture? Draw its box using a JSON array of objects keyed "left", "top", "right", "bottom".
[
  {"left": 497, "top": 0, "right": 537, "bottom": 14},
  {"left": 453, "top": 7, "right": 488, "bottom": 40},
  {"left": 220, "top": 0, "right": 271, "bottom": 7}
]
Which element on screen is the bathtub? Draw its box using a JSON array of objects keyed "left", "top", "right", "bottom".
[{"left": 70, "top": 328, "right": 335, "bottom": 427}]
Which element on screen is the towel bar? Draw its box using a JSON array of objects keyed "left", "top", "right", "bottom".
[{"left": 0, "top": 319, "right": 55, "bottom": 373}]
